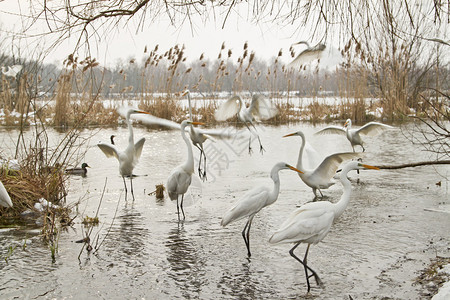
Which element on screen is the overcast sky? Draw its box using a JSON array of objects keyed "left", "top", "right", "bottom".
[{"left": 0, "top": 1, "right": 343, "bottom": 68}]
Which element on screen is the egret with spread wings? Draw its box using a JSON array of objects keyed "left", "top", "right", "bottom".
[
  {"left": 97, "top": 108, "right": 151, "bottom": 200},
  {"left": 215, "top": 94, "right": 278, "bottom": 154},
  {"left": 283, "top": 130, "right": 360, "bottom": 197},
  {"left": 315, "top": 119, "right": 394, "bottom": 152},
  {"left": 288, "top": 42, "right": 326, "bottom": 70}
]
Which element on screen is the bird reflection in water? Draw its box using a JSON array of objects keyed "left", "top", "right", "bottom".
[
  {"left": 218, "top": 259, "right": 259, "bottom": 299},
  {"left": 104, "top": 207, "right": 148, "bottom": 266},
  {"left": 165, "top": 222, "right": 206, "bottom": 298}
]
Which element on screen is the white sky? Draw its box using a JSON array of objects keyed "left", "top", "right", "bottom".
[{"left": 0, "top": 1, "right": 343, "bottom": 68}]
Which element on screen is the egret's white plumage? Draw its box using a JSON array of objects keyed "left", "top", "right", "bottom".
[
  {"left": 0, "top": 180, "right": 13, "bottom": 208},
  {"left": 288, "top": 42, "right": 326, "bottom": 70},
  {"left": 221, "top": 162, "right": 303, "bottom": 257},
  {"left": 284, "top": 131, "right": 360, "bottom": 197},
  {"left": 315, "top": 119, "right": 394, "bottom": 152},
  {"left": 97, "top": 107, "right": 151, "bottom": 200},
  {"left": 269, "top": 161, "right": 379, "bottom": 292},
  {"left": 215, "top": 94, "right": 278, "bottom": 153},
  {"left": 1, "top": 65, "right": 23, "bottom": 78},
  {"left": 167, "top": 120, "right": 205, "bottom": 219}
]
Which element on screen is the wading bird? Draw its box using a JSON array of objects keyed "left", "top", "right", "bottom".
[
  {"left": 0, "top": 181, "right": 13, "bottom": 208},
  {"left": 97, "top": 108, "right": 151, "bottom": 200},
  {"left": 288, "top": 41, "right": 326, "bottom": 70},
  {"left": 221, "top": 162, "right": 304, "bottom": 257},
  {"left": 269, "top": 161, "right": 379, "bottom": 293},
  {"left": 1, "top": 65, "right": 23, "bottom": 78},
  {"left": 283, "top": 131, "right": 359, "bottom": 197},
  {"left": 65, "top": 163, "right": 90, "bottom": 176},
  {"left": 215, "top": 94, "right": 278, "bottom": 154},
  {"left": 167, "top": 120, "right": 205, "bottom": 220},
  {"left": 183, "top": 89, "right": 208, "bottom": 181},
  {"left": 315, "top": 119, "right": 394, "bottom": 152}
]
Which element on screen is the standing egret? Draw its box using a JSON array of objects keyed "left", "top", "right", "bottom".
[
  {"left": 315, "top": 119, "right": 394, "bottom": 152},
  {"left": 97, "top": 108, "right": 151, "bottom": 200},
  {"left": 1, "top": 65, "right": 23, "bottom": 78},
  {"left": 183, "top": 89, "right": 208, "bottom": 180},
  {"left": 221, "top": 162, "right": 304, "bottom": 257},
  {"left": 167, "top": 120, "right": 205, "bottom": 219},
  {"left": 65, "top": 163, "right": 90, "bottom": 176},
  {"left": 215, "top": 94, "right": 278, "bottom": 154},
  {"left": 269, "top": 161, "right": 379, "bottom": 292},
  {"left": 0, "top": 181, "right": 13, "bottom": 208},
  {"left": 283, "top": 131, "right": 360, "bottom": 197},
  {"left": 288, "top": 42, "right": 326, "bottom": 70}
]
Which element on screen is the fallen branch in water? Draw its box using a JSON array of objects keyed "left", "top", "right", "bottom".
[{"left": 375, "top": 160, "right": 450, "bottom": 170}]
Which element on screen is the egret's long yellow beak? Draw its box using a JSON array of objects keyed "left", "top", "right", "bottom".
[
  {"left": 343, "top": 120, "right": 349, "bottom": 128},
  {"left": 191, "top": 121, "right": 205, "bottom": 126},
  {"left": 283, "top": 132, "right": 297, "bottom": 138},
  {"left": 362, "top": 164, "right": 380, "bottom": 170},
  {"left": 182, "top": 90, "right": 189, "bottom": 97},
  {"left": 287, "top": 164, "right": 304, "bottom": 174},
  {"left": 137, "top": 110, "right": 151, "bottom": 115}
]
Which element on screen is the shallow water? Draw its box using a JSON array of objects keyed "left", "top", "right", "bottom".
[{"left": 1, "top": 122, "right": 449, "bottom": 299}]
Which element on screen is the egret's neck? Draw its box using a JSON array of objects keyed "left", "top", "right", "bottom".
[
  {"left": 187, "top": 93, "right": 193, "bottom": 121},
  {"left": 295, "top": 135, "right": 306, "bottom": 171},
  {"left": 181, "top": 124, "right": 194, "bottom": 174},
  {"left": 268, "top": 167, "right": 282, "bottom": 205},
  {"left": 126, "top": 113, "right": 134, "bottom": 145},
  {"left": 333, "top": 167, "right": 353, "bottom": 218}
]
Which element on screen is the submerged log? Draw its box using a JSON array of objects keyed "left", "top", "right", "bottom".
[{"left": 375, "top": 160, "right": 450, "bottom": 170}]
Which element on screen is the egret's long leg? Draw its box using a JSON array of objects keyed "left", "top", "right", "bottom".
[
  {"left": 241, "top": 215, "right": 254, "bottom": 257},
  {"left": 250, "top": 122, "right": 264, "bottom": 153},
  {"left": 289, "top": 243, "right": 323, "bottom": 292},
  {"left": 180, "top": 194, "right": 185, "bottom": 220},
  {"left": 130, "top": 175, "right": 135, "bottom": 201},
  {"left": 122, "top": 176, "right": 128, "bottom": 201}
]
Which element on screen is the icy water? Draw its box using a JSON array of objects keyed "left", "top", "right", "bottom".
[{"left": 0, "top": 123, "right": 449, "bottom": 299}]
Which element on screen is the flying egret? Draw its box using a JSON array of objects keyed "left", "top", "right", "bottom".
[
  {"left": 215, "top": 94, "right": 278, "bottom": 154},
  {"left": 221, "top": 162, "right": 304, "bottom": 257},
  {"left": 283, "top": 131, "right": 360, "bottom": 197},
  {"left": 288, "top": 42, "right": 326, "bottom": 70},
  {"left": 0, "top": 181, "right": 13, "bottom": 208},
  {"left": 167, "top": 120, "right": 205, "bottom": 220},
  {"left": 1, "top": 65, "right": 23, "bottom": 78},
  {"left": 183, "top": 89, "right": 209, "bottom": 181},
  {"left": 269, "top": 161, "right": 379, "bottom": 293},
  {"left": 65, "top": 163, "right": 90, "bottom": 176},
  {"left": 97, "top": 108, "right": 151, "bottom": 200},
  {"left": 315, "top": 119, "right": 394, "bottom": 152}
]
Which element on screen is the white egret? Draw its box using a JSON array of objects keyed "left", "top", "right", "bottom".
[
  {"left": 183, "top": 89, "right": 209, "bottom": 180},
  {"left": 215, "top": 94, "right": 278, "bottom": 154},
  {"left": 288, "top": 42, "right": 326, "bottom": 70},
  {"left": 221, "top": 162, "right": 304, "bottom": 257},
  {"left": 0, "top": 181, "right": 13, "bottom": 208},
  {"left": 315, "top": 119, "right": 394, "bottom": 152},
  {"left": 167, "top": 120, "right": 205, "bottom": 219},
  {"left": 1, "top": 65, "right": 23, "bottom": 78},
  {"left": 65, "top": 163, "right": 90, "bottom": 176},
  {"left": 269, "top": 161, "right": 379, "bottom": 292},
  {"left": 283, "top": 131, "right": 360, "bottom": 197},
  {"left": 97, "top": 108, "right": 151, "bottom": 200}
]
